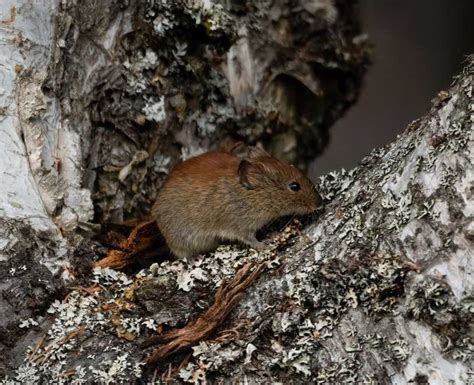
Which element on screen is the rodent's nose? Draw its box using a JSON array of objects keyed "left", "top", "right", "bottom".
[{"left": 314, "top": 190, "right": 323, "bottom": 207}]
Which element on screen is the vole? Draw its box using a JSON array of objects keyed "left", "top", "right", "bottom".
[{"left": 152, "top": 145, "right": 322, "bottom": 259}]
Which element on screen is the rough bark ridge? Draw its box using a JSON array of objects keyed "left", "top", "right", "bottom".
[{"left": 3, "top": 60, "right": 473, "bottom": 383}]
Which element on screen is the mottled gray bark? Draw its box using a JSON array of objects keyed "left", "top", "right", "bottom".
[
  {"left": 4, "top": 58, "right": 472, "bottom": 384},
  {"left": 0, "top": 0, "right": 368, "bottom": 377},
  {"left": 1, "top": 0, "right": 472, "bottom": 383},
  {"left": 0, "top": 0, "right": 368, "bottom": 372}
]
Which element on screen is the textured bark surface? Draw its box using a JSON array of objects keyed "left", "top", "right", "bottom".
[
  {"left": 3, "top": 60, "right": 473, "bottom": 383},
  {"left": 1, "top": 0, "right": 473, "bottom": 383},
  {"left": 0, "top": 0, "right": 369, "bottom": 376}
]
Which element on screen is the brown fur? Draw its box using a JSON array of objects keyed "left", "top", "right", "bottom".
[{"left": 152, "top": 147, "right": 321, "bottom": 259}]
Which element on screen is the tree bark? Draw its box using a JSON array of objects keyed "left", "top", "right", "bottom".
[{"left": 1, "top": 0, "right": 472, "bottom": 383}]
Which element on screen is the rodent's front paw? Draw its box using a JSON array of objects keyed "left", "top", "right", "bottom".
[
  {"left": 240, "top": 235, "right": 273, "bottom": 253},
  {"left": 248, "top": 239, "right": 272, "bottom": 252}
]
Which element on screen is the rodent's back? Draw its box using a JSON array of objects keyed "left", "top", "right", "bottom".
[{"left": 159, "top": 151, "right": 239, "bottom": 192}]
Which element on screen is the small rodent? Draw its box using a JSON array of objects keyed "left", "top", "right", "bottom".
[{"left": 152, "top": 145, "right": 322, "bottom": 259}]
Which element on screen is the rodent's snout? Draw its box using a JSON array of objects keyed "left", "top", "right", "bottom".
[
  {"left": 307, "top": 190, "right": 324, "bottom": 215},
  {"left": 309, "top": 184, "right": 323, "bottom": 208},
  {"left": 314, "top": 190, "right": 323, "bottom": 207},
  {"left": 304, "top": 188, "right": 323, "bottom": 213}
]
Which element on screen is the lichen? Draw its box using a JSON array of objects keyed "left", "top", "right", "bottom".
[{"left": 142, "top": 96, "right": 166, "bottom": 123}]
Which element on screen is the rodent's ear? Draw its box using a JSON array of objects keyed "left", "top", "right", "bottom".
[
  {"left": 248, "top": 145, "right": 271, "bottom": 159},
  {"left": 238, "top": 159, "right": 254, "bottom": 189}
]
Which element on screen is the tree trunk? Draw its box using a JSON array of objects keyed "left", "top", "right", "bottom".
[{"left": 1, "top": 0, "right": 472, "bottom": 383}]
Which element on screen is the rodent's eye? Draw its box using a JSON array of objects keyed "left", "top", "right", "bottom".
[{"left": 288, "top": 181, "right": 301, "bottom": 192}]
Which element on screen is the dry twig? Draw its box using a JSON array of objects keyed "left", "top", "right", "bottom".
[{"left": 95, "top": 220, "right": 162, "bottom": 269}]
